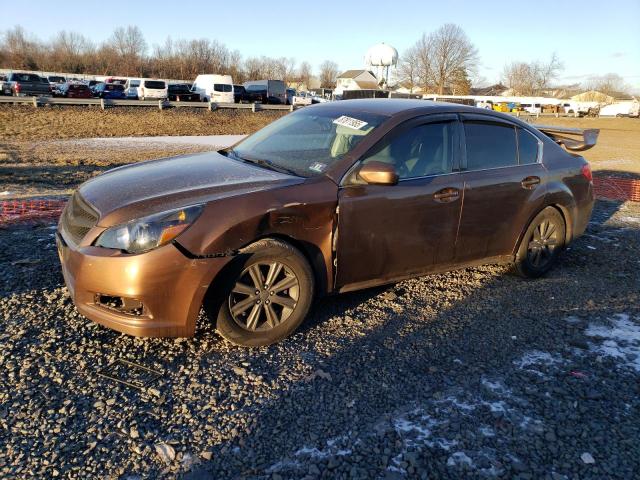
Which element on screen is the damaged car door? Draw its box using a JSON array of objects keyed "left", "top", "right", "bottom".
[{"left": 336, "top": 114, "right": 464, "bottom": 291}]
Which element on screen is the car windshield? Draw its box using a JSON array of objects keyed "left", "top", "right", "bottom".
[{"left": 229, "top": 109, "right": 388, "bottom": 177}]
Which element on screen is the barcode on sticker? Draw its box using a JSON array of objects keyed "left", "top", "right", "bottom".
[{"left": 333, "top": 115, "right": 368, "bottom": 130}]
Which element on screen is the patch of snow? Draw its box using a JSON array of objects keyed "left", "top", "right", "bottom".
[
  {"left": 447, "top": 451, "right": 474, "bottom": 468},
  {"left": 585, "top": 314, "right": 640, "bottom": 372},
  {"left": 514, "top": 350, "right": 564, "bottom": 371}
]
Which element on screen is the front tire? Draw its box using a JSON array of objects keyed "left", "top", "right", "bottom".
[
  {"left": 210, "top": 239, "right": 314, "bottom": 347},
  {"left": 515, "top": 207, "right": 566, "bottom": 278}
]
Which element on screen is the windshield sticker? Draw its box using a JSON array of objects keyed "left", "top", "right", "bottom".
[
  {"left": 309, "top": 162, "right": 327, "bottom": 173},
  {"left": 333, "top": 115, "right": 369, "bottom": 130}
]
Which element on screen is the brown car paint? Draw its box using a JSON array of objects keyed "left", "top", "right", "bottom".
[{"left": 57, "top": 99, "right": 596, "bottom": 337}]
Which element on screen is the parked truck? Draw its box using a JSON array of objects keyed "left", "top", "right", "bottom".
[{"left": 4, "top": 72, "right": 51, "bottom": 96}]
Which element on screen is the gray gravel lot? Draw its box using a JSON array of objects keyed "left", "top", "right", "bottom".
[{"left": 1, "top": 199, "right": 639, "bottom": 480}]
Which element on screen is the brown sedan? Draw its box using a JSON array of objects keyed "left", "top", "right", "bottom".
[{"left": 57, "top": 99, "right": 597, "bottom": 346}]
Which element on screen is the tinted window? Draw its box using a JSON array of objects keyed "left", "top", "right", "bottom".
[
  {"left": 105, "top": 84, "right": 124, "bottom": 91},
  {"left": 464, "top": 121, "right": 517, "bottom": 170},
  {"left": 144, "top": 80, "right": 166, "bottom": 89},
  {"left": 364, "top": 122, "right": 456, "bottom": 179},
  {"left": 213, "top": 84, "right": 232, "bottom": 92},
  {"left": 169, "top": 84, "right": 190, "bottom": 93},
  {"left": 517, "top": 128, "right": 539, "bottom": 165}
]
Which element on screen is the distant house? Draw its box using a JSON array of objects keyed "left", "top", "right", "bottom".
[
  {"left": 335, "top": 70, "right": 379, "bottom": 95},
  {"left": 570, "top": 90, "right": 635, "bottom": 103}
]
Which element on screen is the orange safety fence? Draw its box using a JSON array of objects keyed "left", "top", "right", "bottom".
[
  {"left": 0, "top": 199, "right": 67, "bottom": 226},
  {"left": 593, "top": 176, "right": 640, "bottom": 203}
]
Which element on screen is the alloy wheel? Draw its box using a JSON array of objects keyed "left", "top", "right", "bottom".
[
  {"left": 228, "top": 261, "right": 300, "bottom": 331},
  {"left": 527, "top": 219, "right": 560, "bottom": 268}
]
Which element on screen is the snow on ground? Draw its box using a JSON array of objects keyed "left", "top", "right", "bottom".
[
  {"left": 586, "top": 313, "right": 640, "bottom": 372},
  {"left": 50, "top": 135, "right": 246, "bottom": 150}
]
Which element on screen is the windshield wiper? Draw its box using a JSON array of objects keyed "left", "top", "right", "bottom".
[{"left": 228, "top": 150, "right": 300, "bottom": 177}]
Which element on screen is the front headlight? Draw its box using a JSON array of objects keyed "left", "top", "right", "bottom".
[{"left": 95, "top": 205, "right": 203, "bottom": 253}]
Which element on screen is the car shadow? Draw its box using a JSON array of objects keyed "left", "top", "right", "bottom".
[{"left": 179, "top": 196, "right": 640, "bottom": 479}]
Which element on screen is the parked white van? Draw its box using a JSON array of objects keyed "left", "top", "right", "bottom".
[
  {"left": 191, "top": 74, "right": 234, "bottom": 103},
  {"left": 599, "top": 101, "right": 640, "bottom": 118},
  {"left": 138, "top": 79, "right": 168, "bottom": 100},
  {"left": 124, "top": 78, "right": 141, "bottom": 99}
]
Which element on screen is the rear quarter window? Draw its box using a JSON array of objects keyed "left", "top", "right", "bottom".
[
  {"left": 517, "top": 128, "right": 540, "bottom": 165},
  {"left": 464, "top": 121, "right": 517, "bottom": 170}
]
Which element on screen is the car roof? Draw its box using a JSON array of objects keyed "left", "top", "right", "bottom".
[{"left": 306, "top": 98, "right": 530, "bottom": 125}]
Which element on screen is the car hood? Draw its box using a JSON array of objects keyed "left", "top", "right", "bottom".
[{"left": 78, "top": 150, "right": 302, "bottom": 227}]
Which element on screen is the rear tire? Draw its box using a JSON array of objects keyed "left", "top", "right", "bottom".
[
  {"left": 515, "top": 207, "right": 566, "bottom": 278},
  {"left": 208, "top": 239, "right": 314, "bottom": 347}
]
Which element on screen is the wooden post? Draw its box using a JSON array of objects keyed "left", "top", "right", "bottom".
[
  {"left": 100, "top": 98, "right": 105, "bottom": 110},
  {"left": 289, "top": 104, "right": 294, "bottom": 112},
  {"left": 208, "top": 102, "right": 217, "bottom": 112},
  {"left": 251, "top": 103, "right": 256, "bottom": 113},
  {"left": 32, "top": 97, "right": 38, "bottom": 108},
  {"left": 158, "top": 100, "right": 163, "bottom": 111}
]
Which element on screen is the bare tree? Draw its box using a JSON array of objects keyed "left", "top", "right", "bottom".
[
  {"left": 2, "top": 26, "right": 42, "bottom": 70},
  {"left": 319, "top": 60, "right": 338, "bottom": 88},
  {"left": 110, "top": 26, "right": 147, "bottom": 76},
  {"left": 429, "top": 24, "right": 478, "bottom": 94},
  {"left": 398, "top": 45, "right": 421, "bottom": 92},
  {"left": 582, "top": 73, "right": 627, "bottom": 95},
  {"left": 49, "top": 31, "right": 94, "bottom": 73},
  {"left": 295, "top": 61, "right": 313, "bottom": 89},
  {"left": 502, "top": 52, "right": 563, "bottom": 95},
  {"left": 404, "top": 24, "right": 477, "bottom": 94}
]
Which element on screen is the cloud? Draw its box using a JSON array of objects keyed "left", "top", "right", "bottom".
[{"left": 610, "top": 52, "right": 626, "bottom": 58}]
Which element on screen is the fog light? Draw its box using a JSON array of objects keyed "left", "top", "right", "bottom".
[{"left": 95, "top": 294, "right": 143, "bottom": 316}]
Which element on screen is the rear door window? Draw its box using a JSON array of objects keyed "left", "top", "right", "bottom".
[
  {"left": 213, "top": 84, "right": 232, "bottom": 92},
  {"left": 363, "top": 121, "right": 456, "bottom": 179},
  {"left": 517, "top": 128, "right": 540, "bottom": 165},
  {"left": 463, "top": 121, "right": 517, "bottom": 170},
  {"left": 144, "top": 80, "right": 165, "bottom": 89}
]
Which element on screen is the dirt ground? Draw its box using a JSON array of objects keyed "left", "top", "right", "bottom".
[
  {"left": 0, "top": 105, "right": 285, "bottom": 140},
  {"left": 522, "top": 117, "right": 640, "bottom": 176}
]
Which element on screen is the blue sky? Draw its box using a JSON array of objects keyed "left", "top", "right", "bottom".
[{"left": 3, "top": 0, "right": 639, "bottom": 91}]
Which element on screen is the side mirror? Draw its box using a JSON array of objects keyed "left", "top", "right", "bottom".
[{"left": 357, "top": 161, "right": 399, "bottom": 186}]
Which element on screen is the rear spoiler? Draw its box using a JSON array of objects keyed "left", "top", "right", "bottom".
[{"left": 533, "top": 125, "right": 599, "bottom": 152}]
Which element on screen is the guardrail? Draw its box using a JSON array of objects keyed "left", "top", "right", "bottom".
[{"left": 0, "top": 95, "right": 298, "bottom": 112}]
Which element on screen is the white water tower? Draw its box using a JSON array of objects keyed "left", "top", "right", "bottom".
[{"left": 365, "top": 43, "right": 398, "bottom": 87}]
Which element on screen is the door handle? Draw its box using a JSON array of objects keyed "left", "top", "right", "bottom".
[
  {"left": 433, "top": 187, "right": 460, "bottom": 203},
  {"left": 521, "top": 176, "right": 541, "bottom": 189}
]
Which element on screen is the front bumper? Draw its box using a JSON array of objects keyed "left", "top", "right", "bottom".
[{"left": 56, "top": 232, "right": 229, "bottom": 337}]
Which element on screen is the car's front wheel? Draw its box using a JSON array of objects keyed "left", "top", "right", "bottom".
[
  {"left": 515, "top": 207, "right": 566, "bottom": 278},
  {"left": 211, "top": 239, "right": 314, "bottom": 347}
]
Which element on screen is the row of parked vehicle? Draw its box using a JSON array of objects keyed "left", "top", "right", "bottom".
[{"left": 0, "top": 72, "right": 327, "bottom": 106}]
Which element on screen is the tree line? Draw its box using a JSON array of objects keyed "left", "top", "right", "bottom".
[{"left": 0, "top": 25, "right": 340, "bottom": 87}]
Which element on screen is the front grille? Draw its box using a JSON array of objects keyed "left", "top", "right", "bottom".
[{"left": 61, "top": 192, "right": 99, "bottom": 245}]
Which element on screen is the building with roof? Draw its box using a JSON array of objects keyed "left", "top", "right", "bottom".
[
  {"left": 570, "top": 90, "right": 635, "bottom": 103},
  {"left": 335, "top": 70, "right": 379, "bottom": 95}
]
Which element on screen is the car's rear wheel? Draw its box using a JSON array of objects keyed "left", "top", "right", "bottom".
[
  {"left": 211, "top": 239, "right": 314, "bottom": 347},
  {"left": 515, "top": 207, "right": 566, "bottom": 278}
]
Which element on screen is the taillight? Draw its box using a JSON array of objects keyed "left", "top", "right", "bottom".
[
  {"left": 14, "top": 82, "right": 21, "bottom": 93},
  {"left": 581, "top": 163, "right": 593, "bottom": 182}
]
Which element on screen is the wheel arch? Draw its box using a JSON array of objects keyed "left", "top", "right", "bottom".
[
  {"left": 200, "top": 234, "right": 328, "bottom": 322},
  {"left": 513, "top": 201, "right": 573, "bottom": 258}
]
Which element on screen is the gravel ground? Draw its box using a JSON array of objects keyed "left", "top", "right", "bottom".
[{"left": 1, "top": 199, "right": 639, "bottom": 479}]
